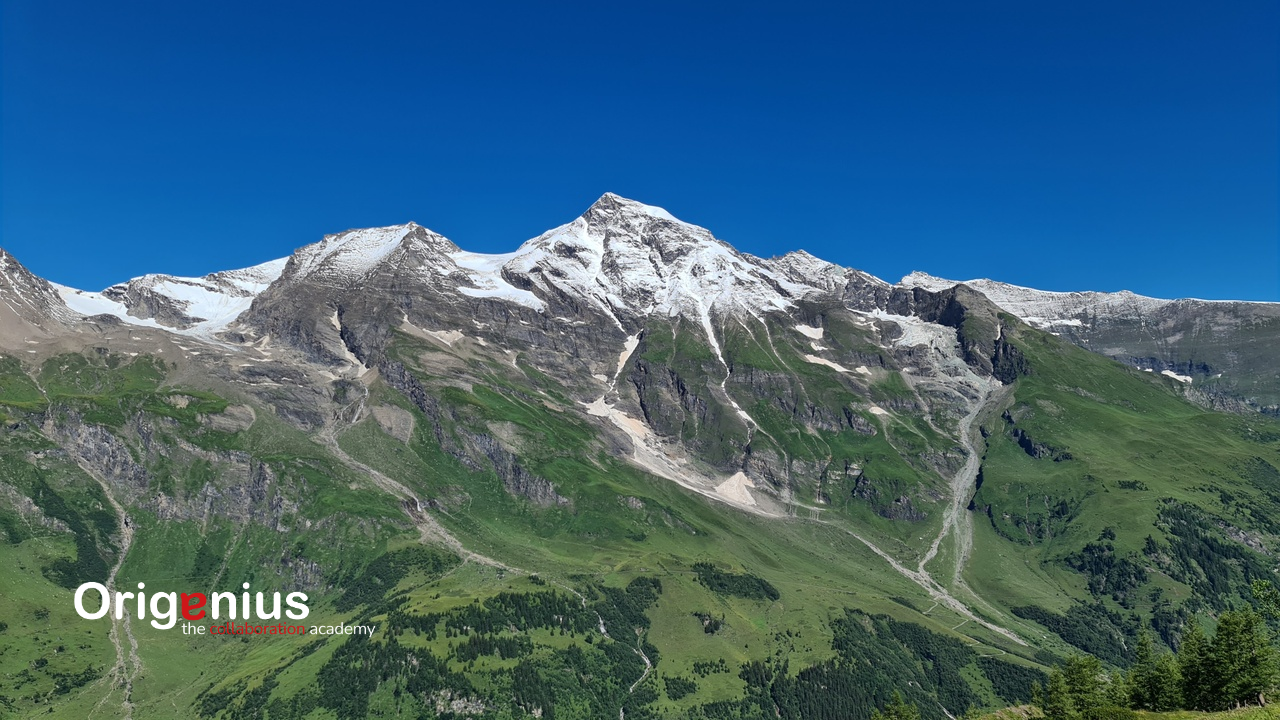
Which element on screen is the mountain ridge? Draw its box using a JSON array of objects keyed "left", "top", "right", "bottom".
[
  {"left": 7, "top": 192, "right": 1274, "bottom": 411},
  {"left": 2, "top": 193, "right": 1280, "bottom": 718}
]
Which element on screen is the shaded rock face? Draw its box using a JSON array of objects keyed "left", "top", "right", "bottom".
[
  {"left": 1002, "top": 411, "right": 1071, "bottom": 463},
  {"left": 102, "top": 281, "right": 200, "bottom": 329},
  {"left": 0, "top": 248, "right": 75, "bottom": 336},
  {"left": 47, "top": 414, "right": 151, "bottom": 504},
  {"left": 43, "top": 412, "right": 302, "bottom": 533},
  {"left": 463, "top": 429, "right": 569, "bottom": 508},
  {"left": 903, "top": 272, "right": 1280, "bottom": 411}
]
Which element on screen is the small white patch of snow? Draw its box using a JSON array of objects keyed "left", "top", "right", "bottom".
[
  {"left": 1161, "top": 370, "right": 1193, "bottom": 384},
  {"left": 328, "top": 311, "right": 366, "bottom": 370},
  {"left": 869, "top": 406, "right": 889, "bottom": 416},
  {"left": 802, "top": 354, "right": 853, "bottom": 373},
  {"left": 794, "top": 324, "right": 824, "bottom": 340}
]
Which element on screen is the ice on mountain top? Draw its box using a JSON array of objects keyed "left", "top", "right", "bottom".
[
  {"left": 499, "top": 193, "right": 818, "bottom": 325},
  {"left": 451, "top": 251, "right": 547, "bottom": 311},
  {"left": 900, "top": 271, "right": 1174, "bottom": 327},
  {"left": 56, "top": 257, "right": 289, "bottom": 338},
  {"left": 764, "top": 250, "right": 859, "bottom": 293},
  {"left": 285, "top": 223, "right": 453, "bottom": 285}
]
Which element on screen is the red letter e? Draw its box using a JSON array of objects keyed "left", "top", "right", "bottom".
[{"left": 182, "top": 592, "right": 207, "bottom": 620}]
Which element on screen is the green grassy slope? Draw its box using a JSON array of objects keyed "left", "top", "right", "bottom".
[{"left": 3, "top": 304, "right": 1280, "bottom": 718}]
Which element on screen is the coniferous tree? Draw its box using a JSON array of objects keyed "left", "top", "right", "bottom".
[
  {"left": 1253, "top": 580, "right": 1280, "bottom": 620},
  {"left": 871, "top": 691, "right": 921, "bottom": 720},
  {"left": 1178, "top": 619, "right": 1213, "bottom": 711},
  {"left": 1061, "top": 655, "right": 1106, "bottom": 716},
  {"left": 1149, "top": 652, "right": 1182, "bottom": 711},
  {"left": 1042, "top": 669, "right": 1075, "bottom": 720},
  {"left": 1105, "top": 667, "right": 1131, "bottom": 711},
  {"left": 1128, "top": 630, "right": 1158, "bottom": 709},
  {"left": 1129, "top": 630, "right": 1180, "bottom": 710},
  {"left": 1211, "top": 609, "right": 1277, "bottom": 708}
]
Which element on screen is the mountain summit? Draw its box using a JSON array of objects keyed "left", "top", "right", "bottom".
[
  {"left": 2, "top": 195, "right": 1280, "bottom": 718},
  {"left": 12, "top": 193, "right": 1280, "bottom": 410}
]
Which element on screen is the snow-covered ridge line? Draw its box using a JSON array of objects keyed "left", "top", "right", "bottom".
[
  {"left": 36, "top": 193, "right": 1278, "bottom": 347},
  {"left": 55, "top": 257, "right": 288, "bottom": 339},
  {"left": 901, "top": 271, "right": 1274, "bottom": 307}
]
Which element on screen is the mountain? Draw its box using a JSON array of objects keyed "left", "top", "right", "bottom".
[
  {"left": 902, "top": 271, "right": 1280, "bottom": 413},
  {"left": 1, "top": 194, "right": 1278, "bottom": 720},
  {"left": 53, "top": 258, "right": 288, "bottom": 337}
]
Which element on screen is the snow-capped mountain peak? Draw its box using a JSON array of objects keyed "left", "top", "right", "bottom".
[
  {"left": 498, "top": 193, "right": 817, "bottom": 327},
  {"left": 280, "top": 222, "right": 460, "bottom": 287},
  {"left": 55, "top": 257, "right": 290, "bottom": 337}
]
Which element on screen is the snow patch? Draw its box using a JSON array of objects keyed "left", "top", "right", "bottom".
[
  {"left": 794, "top": 324, "right": 824, "bottom": 340},
  {"left": 52, "top": 256, "right": 288, "bottom": 340},
  {"left": 802, "top": 354, "right": 853, "bottom": 373},
  {"left": 870, "top": 310, "right": 957, "bottom": 348},
  {"left": 1161, "top": 370, "right": 1193, "bottom": 384},
  {"left": 451, "top": 251, "right": 547, "bottom": 311}
]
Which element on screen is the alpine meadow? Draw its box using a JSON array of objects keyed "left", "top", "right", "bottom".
[{"left": 1, "top": 194, "right": 1280, "bottom": 720}]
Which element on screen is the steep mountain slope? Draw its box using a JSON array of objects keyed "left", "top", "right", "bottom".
[
  {"left": 903, "top": 272, "right": 1280, "bottom": 412},
  {"left": 53, "top": 259, "right": 287, "bottom": 338},
  {"left": 0, "top": 248, "right": 77, "bottom": 345},
  {"left": 0, "top": 195, "right": 1278, "bottom": 719}
]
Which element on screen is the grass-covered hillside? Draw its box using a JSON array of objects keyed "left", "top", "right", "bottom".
[{"left": 2, "top": 300, "right": 1280, "bottom": 719}]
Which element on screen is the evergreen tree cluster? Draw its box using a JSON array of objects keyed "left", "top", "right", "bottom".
[
  {"left": 692, "top": 562, "right": 780, "bottom": 601},
  {"left": 1035, "top": 607, "right": 1278, "bottom": 720}
]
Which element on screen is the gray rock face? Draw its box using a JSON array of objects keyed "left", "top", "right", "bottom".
[
  {"left": 902, "top": 272, "right": 1280, "bottom": 412},
  {"left": 48, "top": 414, "right": 151, "bottom": 504},
  {"left": 4, "top": 193, "right": 1273, "bottom": 553},
  {"left": 0, "top": 248, "right": 76, "bottom": 342}
]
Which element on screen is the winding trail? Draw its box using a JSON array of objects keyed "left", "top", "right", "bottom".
[
  {"left": 322, "top": 381, "right": 656, "bottom": 718},
  {"left": 320, "top": 386, "right": 511, "bottom": 570}
]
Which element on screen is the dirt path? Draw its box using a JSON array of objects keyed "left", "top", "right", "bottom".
[
  {"left": 320, "top": 396, "right": 513, "bottom": 571},
  {"left": 322, "top": 391, "right": 657, "bottom": 716}
]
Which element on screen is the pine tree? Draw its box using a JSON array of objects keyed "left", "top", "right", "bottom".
[
  {"left": 1150, "top": 651, "right": 1182, "bottom": 711},
  {"left": 1061, "top": 655, "right": 1106, "bottom": 716},
  {"left": 871, "top": 691, "right": 921, "bottom": 720},
  {"left": 1178, "top": 619, "right": 1213, "bottom": 710},
  {"left": 1105, "top": 667, "right": 1131, "bottom": 710},
  {"left": 1129, "top": 631, "right": 1158, "bottom": 710},
  {"left": 1212, "top": 609, "right": 1277, "bottom": 708},
  {"left": 1253, "top": 580, "right": 1280, "bottom": 620},
  {"left": 1130, "top": 630, "right": 1180, "bottom": 710},
  {"left": 1042, "top": 669, "right": 1075, "bottom": 720}
]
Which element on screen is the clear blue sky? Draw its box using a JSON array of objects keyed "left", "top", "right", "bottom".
[{"left": 2, "top": 1, "right": 1277, "bottom": 300}]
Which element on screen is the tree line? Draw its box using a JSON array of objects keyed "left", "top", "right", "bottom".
[
  {"left": 873, "top": 581, "right": 1280, "bottom": 720},
  {"left": 1036, "top": 605, "right": 1277, "bottom": 719}
]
